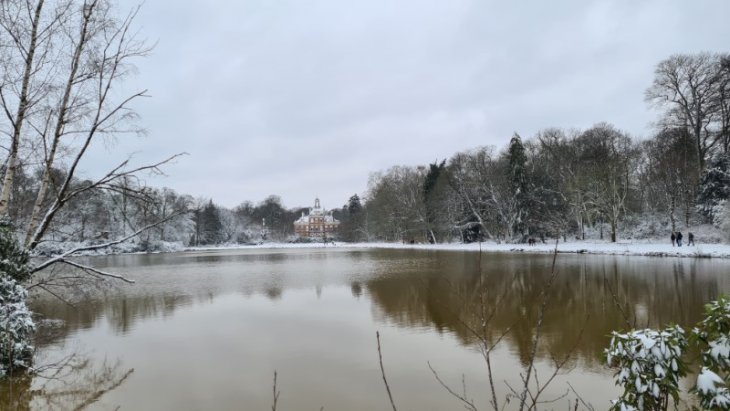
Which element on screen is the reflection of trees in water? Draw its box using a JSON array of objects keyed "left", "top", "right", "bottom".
[
  {"left": 0, "top": 355, "right": 132, "bottom": 410},
  {"left": 29, "top": 293, "right": 195, "bottom": 347},
  {"left": 365, "top": 253, "right": 726, "bottom": 367},
  {"left": 265, "top": 286, "right": 283, "bottom": 300},
  {"left": 351, "top": 281, "right": 363, "bottom": 298}
]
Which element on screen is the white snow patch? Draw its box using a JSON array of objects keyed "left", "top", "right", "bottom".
[{"left": 184, "top": 240, "right": 730, "bottom": 259}]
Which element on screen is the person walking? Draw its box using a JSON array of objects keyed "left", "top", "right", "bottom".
[
  {"left": 676, "top": 231, "right": 683, "bottom": 247},
  {"left": 688, "top": 232, "right": 695, "bottom": 246},
  {"left": 671, "top": 232, "right": 676, "bottom": 247}
]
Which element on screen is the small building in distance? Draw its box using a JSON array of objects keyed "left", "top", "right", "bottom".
[{"left": 294, "top": 198, "right": 340, "bottom": 239}]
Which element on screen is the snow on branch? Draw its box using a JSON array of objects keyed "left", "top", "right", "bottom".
[
  {"left": 31, "top": 211, "right": 186, "bottom": 274},
  {"left": 58, "top": 259, "right": 134, "bottom": 284}
]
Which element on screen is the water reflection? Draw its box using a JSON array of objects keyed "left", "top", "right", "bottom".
[
  {"left": 28, "top": 250, "right": 730, "bottom": 363},
  {"left": 366, "top": 252, "right": 723, "bottom": 367},
  {"left": 0, "top": 355, "right": 132, "bottom": 410},
  {"left": 11, "top": 249, "right": 730, "bottom": 409}
]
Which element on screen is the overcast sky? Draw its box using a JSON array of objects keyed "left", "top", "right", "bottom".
[{"left": 81, "top": 0, "right": 730, "bottom": 210}]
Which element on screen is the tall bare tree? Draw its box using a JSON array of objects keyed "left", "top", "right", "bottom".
[
  {"left": 646, "top": 53, "right": 725, "bottom": 174},
  {"left": 576, "top": 123, "right": 637, "bottom": 243},
  {"left": 0, "top": 0, "right": 69, "bottom": 215},
  {"left": 0, "top": 0, "right": 183, "bottom": 280},
  {"left": 717, "top": 55, "right": 730, "bottom": 153}
]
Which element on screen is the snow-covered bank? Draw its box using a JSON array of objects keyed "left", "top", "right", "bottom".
[{"left": 184, "top": 240, "right": 730, "bottom": 259}]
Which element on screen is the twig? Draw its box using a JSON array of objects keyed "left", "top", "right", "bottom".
[
  {"left": 71, "top": 368, "right": 134, "bottom": 411},
  {"left": 527, "top": 314, "right": 590, "bottom": 410},
  {"left": 567, "top": 382, "right": 594, "bottom": 411},
  {"left": 376, "top": 331, "right": 398, "bottom": 411},
  {"left": 271, "top": 371, "right": 280, "bottom": 411},
  {"left": 35, "top": 284, "right": 76, "bottom": 307},
  {"left": 59, "top": 260, "right": 135, "bottom": 284},
  {"left": 427, "top": 362, "right": 478, "bottom": 411},
  {"left": 518, "top": 239, "right": 560, "bottom": 411},
  {"left": 603, "top": 276, "right": 632, "bottom": 330}
]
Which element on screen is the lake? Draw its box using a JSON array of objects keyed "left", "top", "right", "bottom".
[{"left": 3, "top": 247, "right": 730, "bottom": 410}]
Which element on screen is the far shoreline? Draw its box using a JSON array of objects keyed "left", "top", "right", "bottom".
[{"left": 180, "top": 240, "right": 730, "bottom": 260}]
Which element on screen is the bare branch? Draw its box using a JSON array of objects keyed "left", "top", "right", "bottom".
[
  {"left": 271, "top": 371, "right": 280, "bottom": 411},
  {"left": 376, "top": 331, "right": 398, "bottom": 411},
  {"left": 427, "top": 362, "right": 478, "bottom": 411},
  {"left": 31, "top": 210, "right": 185, "bottom": 273},
  {"left": 59, "top": 259, "right": 134, "bottom": 284}
]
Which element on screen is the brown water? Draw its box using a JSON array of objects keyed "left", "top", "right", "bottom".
[{"left": 2, "top": 248, "right": 730, "bottom": 410}]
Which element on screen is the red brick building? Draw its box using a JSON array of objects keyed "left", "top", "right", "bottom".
[{"left": 294, "top": 198, "right": 340, "bottom": 239}]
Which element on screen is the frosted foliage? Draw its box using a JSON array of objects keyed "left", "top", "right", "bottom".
[
  {"left": 693, "top": 296, "right": 730, "bottom": 409},
  {"left": 605, "top": 326, "right": 687, "bottom": 410},
  {"left": 713, "top": 200, "right": 730, "bottom": 241},
  {"left": 696, "top": 368, "right": 730, "bottom": 408},
  {"left": 0, "top": 275, "right": 35, "bottom": 378}
]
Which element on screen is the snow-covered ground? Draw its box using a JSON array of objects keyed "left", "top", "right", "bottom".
[{"left": 185, "top": 240, "right": 730, "bottom": 259}]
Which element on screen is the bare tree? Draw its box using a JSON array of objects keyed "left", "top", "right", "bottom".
[
  {"left": 365, "top": 166, "right": 429, "bottom": 242},
  {"left": 445, "top": 148, "right": 496, "bottom": 240},
  {"left": 0, "top": 0, "right": 184, "bottom": 288},
  {"left": 575, "top": 123, "right": 637, "bottom": 243},
  {"left": 0, "top": 0, "right": 70, "bottom": 215},
  {"left": 642, "top": 128, "right": 699, "bottom": 231},
  {"left": 717, "top": 54, "right": 730, "bottom": 153},
  {"left": 446, "top": 148, "right": 523, "bottom": 242},
  {"left": 646, "top": 53, "right": 725, "bottom": 174}
]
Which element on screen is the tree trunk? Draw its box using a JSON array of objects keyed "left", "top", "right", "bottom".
[
  {"left": 669, "top": 195, "right": 677, "bottom": 233},
  {"left": 611, "top": 221, "right": 617, "bottom": 243},
  {"left": 25, "top": 0, "right": 93, "bottom": 245},
  {"left": 0, "top": 0, "right": 45, "bottom": 216},
  {"left": 600, "top": 220, "right": 603, "bottom": 240}
]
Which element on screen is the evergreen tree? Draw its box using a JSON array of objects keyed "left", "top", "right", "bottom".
[
  {"left": 340, "top": 194, "right": 363, "bottom": 241},
  {"left": 347, "top": 194, "right": 363, "bottom": 215},
  {"left": 507, "top": 133, "right": 529, "bottom": 235},
  {"left": 697, "top": 153, "right": 730, "bottom": 222},
  {"left": 0, "top": 221, "right": 30, "bottom": 283},
  {"left": 199, "top": 201, "right": 224, "bottom": 245},
  {"left": 423, "top": 161, "right": 446, "bottom": 243}
]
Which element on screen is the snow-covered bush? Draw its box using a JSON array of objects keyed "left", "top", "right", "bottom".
[
  {"left": 0, "top": 275, "right": 35, "bottom": 378},
  {"left": 605, "top": 326, "right": 687, "bottom": 410},
  {"left": 605, "top": 297, "right": 730, "bottom": 410},
  {"left": 692, "top": 296, "right": 730, "bottom": 408},
  {"left": 0, "top": 219, "right": 31, "bottom": 282},
  {"left": 0, "top": 219, "right": 35, "bottom": 378}
]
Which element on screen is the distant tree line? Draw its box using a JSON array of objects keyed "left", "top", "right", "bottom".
[
  {"left": 354, "top": 52, "right": 730, "bottom": 244},
  {"left": 3, "top": 52, "right": 729, "bottom": 249}
]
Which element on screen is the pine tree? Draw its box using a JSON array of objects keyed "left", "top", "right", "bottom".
[
  {"left": 423, "top": 161, "right": 446, "bottom": 243},
  {"left": 508, "top": 133, "right": 528, "bottom": 196},
  {"left": 199, "top": 201, "right": 224, "bottom": 245},
  {"left": 697, "top": 153, "right": 730, "bottom": 222},
  {"left": 507, "top": 133, "right": 529, "bottom": 235},
  {"left": 347, "top": 194, "right": 362, "bottom": 215},
  {"left": 340, "top": 194, "right": 363, "bottom": 242}
]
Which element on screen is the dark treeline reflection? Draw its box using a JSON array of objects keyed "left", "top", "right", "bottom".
[
  {"left": 27, "top": 249, "right": 730, "bottom": 367},
  {"left": 364, "top": 251, "right": 730, "bottom": 367},
  {"left": 31, "top": 294, "right": 198, "bottom": 347}
]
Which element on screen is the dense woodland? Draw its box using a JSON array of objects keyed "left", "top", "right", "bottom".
[
  {"left": 2, "top": 52, "right": 730, "bottom": 250},
  {"left": 358, "top": 54, "right": 730, "bottom": 244}
]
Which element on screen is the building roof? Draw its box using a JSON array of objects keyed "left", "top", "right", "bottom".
[{"left": 294, "top": 197, "right": 340, "bottom": 225}]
